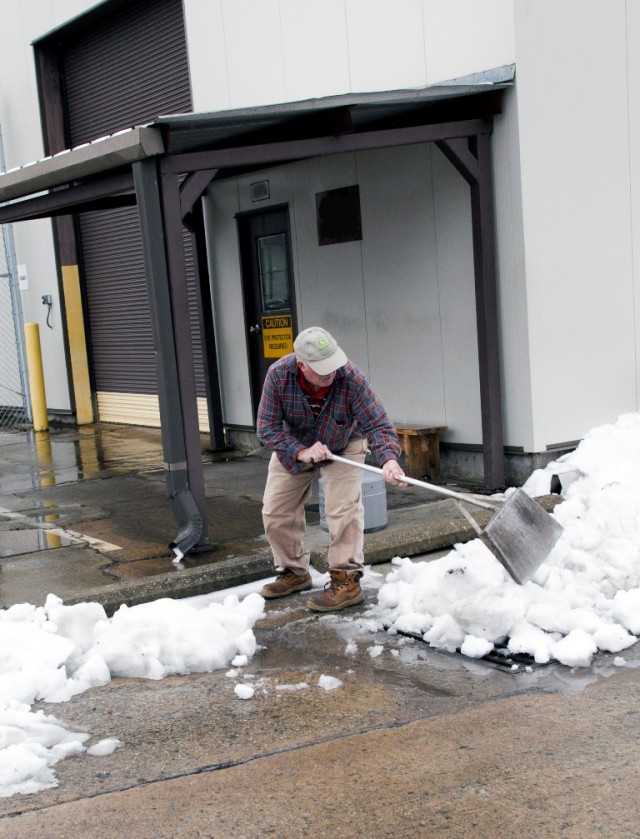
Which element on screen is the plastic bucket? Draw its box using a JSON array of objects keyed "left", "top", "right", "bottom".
[{"left": 318, "top": 471, "right": 388, "bottom": 533}]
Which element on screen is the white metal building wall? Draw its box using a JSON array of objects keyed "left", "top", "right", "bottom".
[
  {"left": 184, "top": 0, "right": 516, "bottom": 111},
  {"left": 490, "top": 89, "right": 534, "bottom": 452},
  {"left": 511, "top": 0, "right": 640, "bottom": 452}
]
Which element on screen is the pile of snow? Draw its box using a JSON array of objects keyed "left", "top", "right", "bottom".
[
  {"left": 0, "top": 592, "right": 264, "bottom": 798},
  {"left": 374, "top": 413, "right": 640, "bottom": 668}
]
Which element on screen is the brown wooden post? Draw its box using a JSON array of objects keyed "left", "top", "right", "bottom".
[{"left": 436, "top": 129, "right": 506, "bottom": 490}]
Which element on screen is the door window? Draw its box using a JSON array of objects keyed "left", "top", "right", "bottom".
[{"left": 258, "top": 234, "right": 290, "bottom": 311}]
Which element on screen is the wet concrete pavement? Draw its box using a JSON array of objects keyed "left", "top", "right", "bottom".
[
  {"left": 0, "top": 424, "right": 639, "bottom": 837},
  {"left": 0, "top": 423, "right": 493, "bottom": 613}
]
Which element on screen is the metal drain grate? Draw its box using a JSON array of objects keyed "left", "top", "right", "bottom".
[
  {"left": 480, "top": 645, "right": 550, "bottom": 672},
  {"left": 391, "top": 629, "right": 551, "bottom": 672}
]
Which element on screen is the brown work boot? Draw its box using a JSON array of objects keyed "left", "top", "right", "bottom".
[
  {"left": 306, "top": 569, "right": 364, "bottom": 612},
  {"left": 260, "top": 568, "right": 312, "bottom": 599}
]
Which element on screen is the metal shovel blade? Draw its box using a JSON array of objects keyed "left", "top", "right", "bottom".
[
  {"left": 326, "top": 453, "right": 563, "bottom": 585},
  {"left": 478, "top": 489, "right": 563, "bottom": 584}
]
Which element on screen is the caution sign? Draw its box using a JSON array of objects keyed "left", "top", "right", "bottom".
[{"left": 262, "top": 314, "right": 293, "bottom": 358}]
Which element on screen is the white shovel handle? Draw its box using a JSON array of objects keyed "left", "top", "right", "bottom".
[{"left": 328, "top": 453, "right": 500, "bottom": 511}]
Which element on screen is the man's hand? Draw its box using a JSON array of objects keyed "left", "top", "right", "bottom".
[
  {"left": 381, "top": 459, "right": 407, "bottom": 487},
  {"left": 297, "top": 442, "right": 332, "bottom": 464}
]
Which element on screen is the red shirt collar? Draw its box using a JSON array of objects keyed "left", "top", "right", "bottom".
[{"left": 298, "top": 369, "right": 332, "bottom": 398}]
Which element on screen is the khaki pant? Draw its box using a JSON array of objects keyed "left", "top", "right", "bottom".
[{"left": 262, "top": 438, "right": 368, "bottom": 574}]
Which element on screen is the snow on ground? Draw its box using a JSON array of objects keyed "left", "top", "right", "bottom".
[
  {"left": 373, "top": 412, "right": 640, "bottom": 669},
  {"left": 0, "top": 591, "right": 265, "bottom": 798},
  {"left": 1, "top": 412, "right": 640, "bottom": 798}
]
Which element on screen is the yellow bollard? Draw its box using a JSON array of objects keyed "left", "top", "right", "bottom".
[{"left": 24, "top": 322, "right": 49, "bottom": 432}]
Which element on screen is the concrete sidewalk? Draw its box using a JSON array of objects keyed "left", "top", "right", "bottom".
[{"left": 0, "top": 423, "right": 560, "bottom": 613}]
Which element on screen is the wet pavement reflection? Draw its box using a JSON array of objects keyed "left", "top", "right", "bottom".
[
  {"left": 0, "top": 526, "right": 76, "bottom": 556},
  {"left": 0, "top": 423, "right": 268, "bottom": 592},
  {"left": 0, "top": 425, "right": 172, "bottom": 562},
  {"left": 0, "top": 424, "right": 170, "bottom": 492}
]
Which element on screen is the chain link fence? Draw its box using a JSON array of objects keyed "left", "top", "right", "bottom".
[
  {"left": 0, "top": 122, "right": 30, "bottom": 431},
  {"left": 0, "top": 221, "right": 29, "bottom": 429}
]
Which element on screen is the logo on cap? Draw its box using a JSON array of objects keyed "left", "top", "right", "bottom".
[{"left": 316, "top": 337, "right": 332, "bottom": 357}]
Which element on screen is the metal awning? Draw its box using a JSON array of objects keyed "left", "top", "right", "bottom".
[
  {"left": 0, "top": 65, "right": 514, "bottom": 207},
  {"left": 0, "top": 65, "right": 514, "bottom": 557},
  {"left": 0, "top": 126, "right": 164, "bottom": 202}
]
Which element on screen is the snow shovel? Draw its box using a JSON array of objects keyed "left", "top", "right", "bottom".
[{"left": 328, "top": 454, "right": 563, "bottom": 585}]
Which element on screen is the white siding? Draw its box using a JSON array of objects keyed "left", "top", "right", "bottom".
[
  {"left": 430, "top": 145, "right": 481, "bottom": 441},
  {"left": 288, "top": 154, "right": 368, "bottom": 363},
  {"left": 492, "top": 88, "right": 535, "bottom": 450},
  {"left": 218, "top": 0, "right": 287, "bottom": 108},
  {"left": 204, "top": 178, "right": 252, "bottom": 426},
  {"left": 513, "top": 0, "right": 636, "bottom": 450},
  {"left": 183, "top": 0, "right": 230, "bottom": 112},
  {"left": 279, "top": 0, "right": 351, "bottom": 102},
  {"left": 628, "top": 0, "right": 640, "bottom": 408},
  {"left": 423, "top": 0, "right": 515, "bottom": 84},
  {"left": 344, "top": 0, "right": 428, "bottom": 93},
  {"left": 185, "top": 0, "right": 516, "bottom": 111},
  {"left": 357, "top": 144, "right": 442, "bottom": 422}
]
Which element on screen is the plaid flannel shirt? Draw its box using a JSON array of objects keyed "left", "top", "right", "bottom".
[{"left": 257, "top": 354, "right": 401, "bottom": 474}]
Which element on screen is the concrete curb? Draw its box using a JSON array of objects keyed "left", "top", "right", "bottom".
[
  {"left": 62, "top": 495, "right": 562, "bottom": 614},
  {"left": 64, "top": 550, "right": 276, "bottom": 615},
  {"left": 308, "top": 501, "right": 480, "bottom": 572}
]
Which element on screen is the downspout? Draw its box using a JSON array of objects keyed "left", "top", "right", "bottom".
[{"left": 132, "top": 157, "right": 204, "bottom": 559}]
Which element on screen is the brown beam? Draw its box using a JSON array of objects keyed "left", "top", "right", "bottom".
[
  {"left": 435, "top": 135, "right": 505, "bottom": 488},
  {"left": 435, "top": 137, "right": 479, "bottom": 184},
  {"left": 132, "top": 158, "right": 206, "bottom": 556},
  {"left": 179, "top": 169, "right": 218, "bottom": 218},
  {"left": 34, "top": 43, "right": 67, "bottom": 156},
  {"left": 186, "top": 202, "right": 227, "bottom": 450},
  {"left": 0, "top": 171, "right": 135, "bottom": 223},
  {"left": 469, "top": 134, "right": 505, "bottom": 488},
  {"left": 161, "top": 118, "right": 492, "bottom": 174}
]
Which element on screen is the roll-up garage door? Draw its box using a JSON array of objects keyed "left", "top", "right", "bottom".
[{"left": 58, "top": 0, "right": 205, "bottom": 427}]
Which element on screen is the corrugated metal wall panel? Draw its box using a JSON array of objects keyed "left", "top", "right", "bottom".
[
  {"left": 63, "top": 0, "right": 191, "bottom": 144},
  {"left": 78, "top": 207, "right": 156, "bottom": 393},
  {"left": 57, "top": 0, "right": 206, "bottom": 425}
]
